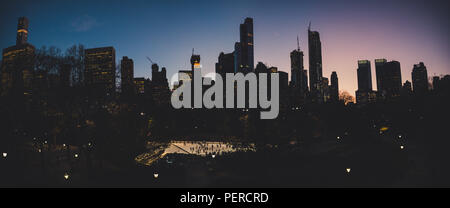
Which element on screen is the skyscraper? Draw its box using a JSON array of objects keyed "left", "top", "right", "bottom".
[
  {"left": 375, "top": 59, "right": 402, "bottom": 99},
  {"left": 84, "top": 46, "right": 116, "bottom": 95},
  {"left": 1, "top": 17, "right": 35, "bottom": 97},
  {"left": 215, "top": 52, "right": 234, "bottom": 78},
  {"left": 235, "top": 18, "right": 254, "bottom": 73},
  {"left": 16, "top": 17, "right": 29, "bottom": 45},
  {"left": 121, "top": 56, "right": 134, "bottom": 95},
  {"left": 411, "top": 62, "right": 428, "bottom": 95},
  {"left": 302, "top": 70, "right": 308, "bottom": 92},
  {"left": 322, "top": 77, "right": 330, "bottom": 102},
  {"left": 191, "top": 49, "right": 201, "bottom": 71},
  {"left": 234, "top": 42, "right": 241, "bottom": 73},
  {"left": 357, "top": 60, "right": 372, "bottom": 92},
  {"left": 356, "top": 60, "right": 376, "bottom": 104},
  {"left": 402, "top": 80, "right": 413, "bottom": 96},
  {"left": 133, "top": 77, "right": 145, "bottom": 94},
  {"left": 330, "top": 71, "right": 339, "bottom": 102},
  {"left": 279, "top": 70, "right": 289, "bottom": 111},
  {"left": 151, "top": 64, "right": 170, "bottom": 106},
  {"left": 375, "top": 58, "right": 387, "bottom": 93},
  {"left": 308, "top": 23, "right": 323, "bottom": 102},
  {"left": 432, "top": 76, "right": 440, "bottom": 91},
  {"left": 290, "top": 37, "right": 307, "bottom": 95}
]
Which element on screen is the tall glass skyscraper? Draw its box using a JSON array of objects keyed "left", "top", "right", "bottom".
[
  {"left": 308, "top": 24, "right": 323, "bottom": 102},
  {"left": 235, "top": 18, "right": 254, "bottom": 73}
]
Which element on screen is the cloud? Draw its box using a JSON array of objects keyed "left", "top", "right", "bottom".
[{"left": 71, "top": 15, "right": 98, "bottom": 32}]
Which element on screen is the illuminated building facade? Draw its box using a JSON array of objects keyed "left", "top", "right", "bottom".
[
  {"left": 235, "top": 18, "right": 254, "bottom": 73},
  {"left": 84, "top": 46, "right": 116, "bottom": 95},
  {"left": 133, "top": 77, "right": 145, "bottom": 94},
  {"left": 1, "top": 17, "right": 35, "bottom": 97},
  {"left": 16, "top": 17, "right": 29, "bottom": 45},
  {"left": 191, "top": 50, "right": 201, "bottom": 71}
]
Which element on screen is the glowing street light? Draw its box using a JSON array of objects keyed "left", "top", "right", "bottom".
[
  {"left": 153, "top": 173, "right": 159, "bottom": 179},
  {"left": 64, "top": 173, "right": 70, "bottom": 180},
  {"left": 400, "top": 145, "right": 405, "bottom": 150},
  {"left": 38, "top": 149, "right": 42, "bottom": 153},
  {"left": 63, "top": 144, "right": 66, "bottom": 147},
  {"left": 346, "top": 168, "right": 351, "bottom": 173},
  {"left": 2, "top": 152, "right": 7, "bottom": 158},
  {"left": 74, "top": 154, "right": 79, "bottom": 158},
  {"left": 337, "top": 136, "right": 340, "bottom": 140},
  {"left": 212, "top": 154, "right": 216, "bottom": 159}
]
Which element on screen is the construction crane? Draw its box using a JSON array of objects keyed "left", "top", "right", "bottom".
[{"left": 146, "top": 56, "right": 155, "bottom": 65}]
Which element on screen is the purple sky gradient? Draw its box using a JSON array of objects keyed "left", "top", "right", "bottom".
[{"left": 1, "top": 0, "right": 449, "bottom": 96}]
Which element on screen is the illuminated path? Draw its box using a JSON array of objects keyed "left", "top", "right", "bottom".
[{"left": 135, "top": 141, "right": 255, "bottom": 166}]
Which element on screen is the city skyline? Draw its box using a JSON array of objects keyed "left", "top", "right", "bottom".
[
  {"left": 0, "top": 0, "right": 449, "bottom": 96},
  {"left": 1, "top": 0, "right": 450, "bottom": 189}
]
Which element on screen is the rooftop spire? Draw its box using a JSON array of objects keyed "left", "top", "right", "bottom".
[{"left": 297, "top": 35, "right": 300, "bottom": 51}]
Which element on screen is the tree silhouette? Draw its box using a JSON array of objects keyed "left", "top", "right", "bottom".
[{"left": 339, "top": 90, "right": 355, "bottom": 105}]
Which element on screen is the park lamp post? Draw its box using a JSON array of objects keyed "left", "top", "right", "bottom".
[{"left": 64, "top": 173, "right": 70, "bottom": 180}]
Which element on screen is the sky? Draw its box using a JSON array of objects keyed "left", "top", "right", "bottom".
[{"left": 1, "top": 0, "right": 449, "bottom": 96}]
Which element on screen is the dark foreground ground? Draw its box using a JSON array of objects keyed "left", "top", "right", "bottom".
[{"left": 0, "top": 93, "right": 449, "bottom": 187}]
